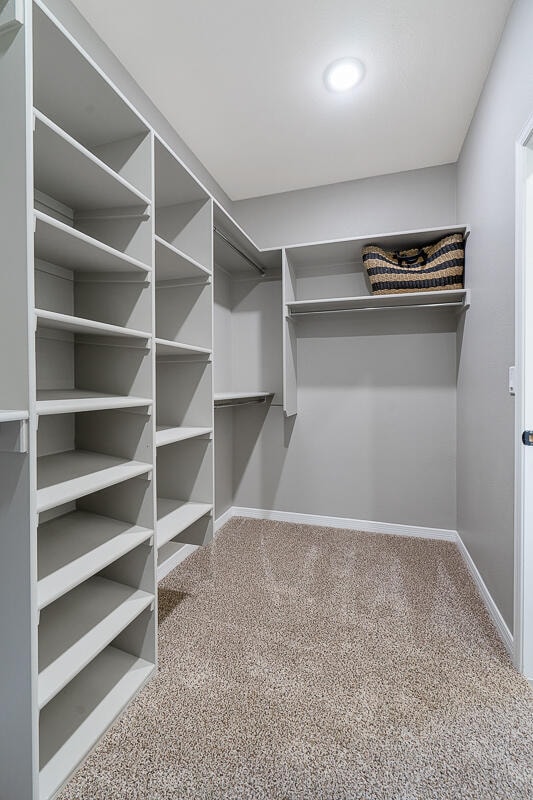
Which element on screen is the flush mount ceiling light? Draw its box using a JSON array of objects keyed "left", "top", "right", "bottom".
[{"left": 323, "top": 57, "right": 365, "bottom": 92}]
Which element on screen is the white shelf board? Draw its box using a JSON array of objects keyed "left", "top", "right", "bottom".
[
  {"left": 34, "top": 211, "right": 151, "bottom": 275},
  {"left": 38, "top": 510, "right": 153, "bottom": 610},
  {"left": 39, "top": 646, "right": 154, "bottom": 800},
  {"left": 36, "top": 390, "right": 151, "bottom": 416},
  {"left": 33, "top": 4, "right": 148, "bottom": 151},
  {"left": 287, "top": 289, "right": 470, "bottom": 316},
  {"left": 38, "top": 576, "right": 153, "bottom": 709},
  {"left": 285, "top": 224, "right": 469, "bottom": 269},
  {"left": 154, "top": 135, "right": 208, "bottom": 207},
  {"left": 157, "top": 498, "right": 212, "bottom": 549},
  {"left": 34, "top": 110, "right": 150, "bottom": 212},
  {"left": 155, "top": 337, "right": 211, "bottom": 358},
  {"left": 157, "top": 540, "right": 199, "bottom": 581},
  {"left": 155, "top": 235, "right": 211, "bottom": 282},
  {"left": 36, "top": 308, "right": 150, "bottom": 341},
  {"left": 155, "top": 426, "right": 212, "bottom": 448},
  {"left": 37, "top": 451, "right": 151, "bottom": 513},
  {"left": 0, "top": 409, "right": 29, "bottom": 422},
  {"left": 214, "top": 392, "right": 274, "bottom": 406}
]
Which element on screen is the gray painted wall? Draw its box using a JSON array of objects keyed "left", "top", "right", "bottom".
[
  {"left": 233, "top": 164, "right": 457, "bottom": 249},
  {"left": 233, "top": 309, "right": 458, "bottom": 532},
  {"left": 456, "top": 0, "right": 533, "bottom": 631}
]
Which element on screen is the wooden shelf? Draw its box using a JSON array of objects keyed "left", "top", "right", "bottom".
[
  {"left": 155, "top": 235, "right": 211, "bottom": 282},
  {"left": 155, "top": 337, "right": 211, "bottom": 358},
  {"left": 36, "top": 308, "right": 150, "bottom": 341},
  {"left": 37, "top": 451, "right": 151, "bottom": 513},
  {"left": 38, "top": 511, "right": 153, "bottom": 610},
  {"left": 157, "top": 541, "right": 199, "bottom": 581},
  {"left": 157, "top": 498, "right": 212, "bottom": 549},
  {"left": 38, "top": 576, "right": 153, "bottom": 709},
  {"left": 287, "top": 289, "right": 470, "bottom": 316},
  {"left": 36, "top": 390, "right": 151, "bottom": 416},
  {"left": 155, "top": 426, "right": 212, "bottom": 448},
  {"left": 214, "top": 391, "right": 274, "bottom": 407},
  {"left": 34, "top": 110, "right": 150, "bottom": 212},
  {"left": 39, "top": 646, "right": 154, "bottom": 800},
  {"left": 34, "top": 211, "right": 151, "bottom": 275}
]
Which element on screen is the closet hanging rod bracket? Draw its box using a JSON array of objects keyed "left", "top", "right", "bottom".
[{"left": 213, "top": 227, "right": 265, "bottom": 276}]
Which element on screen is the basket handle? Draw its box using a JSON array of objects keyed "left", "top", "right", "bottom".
[{"left": 395, "top": 247, "right": 428, "bottom": 267}]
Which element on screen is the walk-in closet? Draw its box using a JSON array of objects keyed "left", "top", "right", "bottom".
[{"left": 1, "top": 0, "right": 532, "bottom": 798}]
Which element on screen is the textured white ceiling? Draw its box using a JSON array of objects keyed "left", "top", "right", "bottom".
[{"left": 70, "top": 0, "right": 512, "bottom": 201}]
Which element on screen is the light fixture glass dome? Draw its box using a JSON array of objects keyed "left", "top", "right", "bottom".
[{"left": 324, "top": 58, "right": 365, "bottom": 92}]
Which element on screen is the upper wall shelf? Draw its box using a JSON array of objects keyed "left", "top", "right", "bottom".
[
  {"left": 285, "top": 224, "right": 469, "bottom": 271},
  {"left": 33, "top": 111, "right": 150, "bottom": 213},
  {"left": 287, "top": 289, "right": 470, "bottom": 317}
]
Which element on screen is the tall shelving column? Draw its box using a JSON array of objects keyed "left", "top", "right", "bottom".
[
  {"left": 0, "top": 2, "right": 38, "bottom": 798},
  {"left": 153, "top": 137, "right": 214, "bottom": 581},
  {"left": 1, "top": 3, "right": 160, "bottom": 798}
]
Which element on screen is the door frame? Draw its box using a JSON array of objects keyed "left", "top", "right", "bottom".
[{"left": 514, "top": 111, "right": 533, "bottom": 680}]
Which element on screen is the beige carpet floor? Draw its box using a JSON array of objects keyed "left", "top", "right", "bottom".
[{"left": 59, "top": 518, "right": 533, "bottom": 800}]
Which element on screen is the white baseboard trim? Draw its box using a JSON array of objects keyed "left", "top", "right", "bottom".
[
  {"left": 213, "top": 505, "right": 513, "bottom": 658},
  {"left": 455, "top": 533, "right": 513, "bottom": 657},
  {"left": 228, "top": 506, "right": 457, "bottom": 541},
  {"left": 214, "top": 506, "right": 235, "bottom": 533}
]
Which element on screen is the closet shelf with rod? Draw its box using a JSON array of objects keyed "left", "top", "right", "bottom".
[
  {"left": 214, "top": 392, "right": 274, "bottom": 408},
  {"left": 286, "top": 289, "right": 471, "bottom": 317}
]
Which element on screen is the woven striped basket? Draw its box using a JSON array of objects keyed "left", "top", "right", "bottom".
[{"left": 362, "top": 233, "right": 465, "bottom": 295}]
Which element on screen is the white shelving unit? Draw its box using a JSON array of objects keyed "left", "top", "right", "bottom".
[
  {"left": 0, "top": 4, "right": 159, "bottom": 798},
  {"left": 153, "top": 136, "right": 214, "bottom": 582},
  {"left": 282, "top": 225, "right": 470, "bottom": 416}
]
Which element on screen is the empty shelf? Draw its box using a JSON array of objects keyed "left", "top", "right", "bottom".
[
  {"left": 155, "top": 236, "right": 211, "bottom": 282},
  {"left": 157, "top": 540, "right": 199, "bottom": 581},
  {"left": 39, "top": 646, "right": 154, "bottom": 800},
  {"left": 34, "top": 110, "right": 150, "bottom": 212},
  {"left": 0, "top": 410, "right": 29, "bottom": 422},
  {"left": 38, "top": 510, "right": 153, "bottom": 609},
  {"left": 37, "top": 451, "right": 151, "bottom": 513},
  {"left": 34, "top": 211, "right": 151, "bottom": 275},
  {"left": 38, "top": 576, "right": 153, "bottom": 709},
  {"left": 214, "top": 392, "right": 274, "bottom": 407},
  {"left": 287, "top": 289, "right": 470, "bottom": 316},
  {"left": 155, "top": 338, "right": 211, "bottom": 358},
  {"left": 155, "top": 426, "right": 212, "bottom": 448},
  {"left": 36, "top": 309, "right": 151, "bottom": 341},
  {"left": 36, "top": 390, "right": 151, "bottom": 416},
  {"left": 157, "top": 498, "right": 212, "bottom": 549}
]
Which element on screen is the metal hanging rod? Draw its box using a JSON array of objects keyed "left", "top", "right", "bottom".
[
  {"left": 213, "top": 226, "right": 265, "bottom": 276},
  {"left": 289, "top": 301, "right": 466, "bottom": 317}
]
